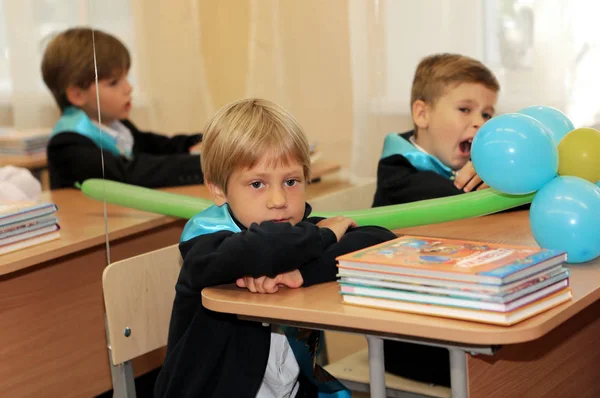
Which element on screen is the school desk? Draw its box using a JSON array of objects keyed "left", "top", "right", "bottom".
[
  {"left": 0, "top": 175, "right": 351, "bottom": 397},
  {"left": 202, "top": 210, "right": 600, "bottom": 398}
]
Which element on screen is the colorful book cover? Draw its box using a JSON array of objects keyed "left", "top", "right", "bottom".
[
  {"left": 341, "top": 289, "right": 573, "bottom": 326},
  {"left": 340, "top": 279, "right": 569, "bottom": 312},
  {"left": 339, "top": 267, "right": 569, "bottom": 303},
  {"left": 336, "top": 265, "right": 566, "bottom": 294},
  {"left": 0, "top": 230, "right": 60, "bottom": 255},
  {"left": 0, "top": 224, "right": 60, "bottom": 247},
  {"left": 336, "top": 235, "right": 566, "bottom": 280},
  {"left": 0, "top": 215, "right": 59, "bottom": 239},
  {"left": 0, "top": 202, "right": 58, "bottom": 226}
]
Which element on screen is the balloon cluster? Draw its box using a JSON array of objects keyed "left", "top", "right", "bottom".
[{"left": 472, "top": 106, "right": 600, "bottom": 263}]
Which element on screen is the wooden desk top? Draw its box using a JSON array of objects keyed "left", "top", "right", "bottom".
[
  {"left": 0, "top": 153, "right": 47, "bottom": 169},
  {"left": 202, "top": 210, "right": 600, "bottom": 345},
  {"left": 0, "top": 189, "right": 179, "bottom": 276},
  {"left": 0, "top": 175, "right": 352, "bottom": 276}
]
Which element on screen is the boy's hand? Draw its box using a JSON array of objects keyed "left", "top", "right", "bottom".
[
  {"left": 454, "top": 161, "right": 489, "bottom": 192},
  {"left": 316, "top": 216, "right": 357, "bottom": 241},
  {"left": 189, "top": 142, "right": 202, "bottom": 154},
  {"left": 236, "top": 269, "right": 304, "bottom": 294}
]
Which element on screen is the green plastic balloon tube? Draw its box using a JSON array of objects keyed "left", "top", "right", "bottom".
[
  {"left": 80, "top": 179, "right": 213, "bottom": 219},
  {"left": 80, "top": 179, "right": 534, "bottom": 229}
]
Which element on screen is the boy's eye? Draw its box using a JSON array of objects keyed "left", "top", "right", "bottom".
[
  {"left": 459, "top": 107, "right": 470, "bottom": 114},
  {"left": 109, "top": 80, "right": 119, "bottom": 86},
  {"left": 285, "top": 179, "right": 298, "bottom": 187},
  {"left": 482, "top": 112, "right": 493, "bottom": 120},
  {"left": 250, "top": 181, "right": 264, "bottom": 189}
]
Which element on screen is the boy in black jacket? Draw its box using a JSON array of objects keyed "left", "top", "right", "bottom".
[
  {"left": 372, "top": 53, "right": 500, "bottom": 207},
  {"left": 373, "top": 54, "right": 500, "bottom": 386},
  {"left": 154, "top": 98, "right": 396, "bottom": 397},
  {"left": 41, "top": 28, "right": 203, "bottom": 189}
]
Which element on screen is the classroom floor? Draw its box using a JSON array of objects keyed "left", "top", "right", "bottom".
[
  {"left": 93, "top": 368, "right": 373, "bottom": 398},
  {"left": 94, "top": 368, "right": 160, "bottom": 398}
]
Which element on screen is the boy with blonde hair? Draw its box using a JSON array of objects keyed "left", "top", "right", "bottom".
[
  {"left": 155, "top": 98, "right": 396, "bottom": 397},
  {"left": 373, "top": 53, "right": 500, "bottom": 386},
  {"left": 42, "top": 27, "right": 203, "bottom": 189},
  {"left": 373, "top": 53, "right": 500, "bottom": 207}
]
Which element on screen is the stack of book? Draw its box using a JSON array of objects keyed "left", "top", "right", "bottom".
[
  {"left": 0, "top": 128, "right": 51, "bottom": 157},
  {"left": 336, "top": 235, "right": 572, "bottom": 326},
  {"left": 0, "top": 202, "right": 60, "bottom": 255}
]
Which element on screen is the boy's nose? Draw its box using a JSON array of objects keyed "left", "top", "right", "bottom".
[
  {"left": 267, "top": 187, "right": 287, "bottom": 209},
  {"left": 473, "top": 115, "right": 485, "bottom": 130}
]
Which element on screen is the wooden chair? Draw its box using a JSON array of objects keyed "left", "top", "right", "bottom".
[{"left": 102, "top": 244, "right": 182, "bottom": 397}]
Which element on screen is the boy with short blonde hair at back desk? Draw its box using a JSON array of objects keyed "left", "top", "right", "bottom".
[
  {"left": 373, "top": 53, "right": 500, "bottom": 206},
  {"left": 373, "top": 53, "right": 500, "bottom": 386},
  {"left": 154, "top": 98, "right": 396, "bottom": 397}
]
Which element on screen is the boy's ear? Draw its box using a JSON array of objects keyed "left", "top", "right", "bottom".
[
  {"left": 412, "top": 100, "right": 429, "bottom": 130},
  {"left": 65, "top": 85, "right": 89, "bottom": 107},
  {"left": 206, "top": 182, "right": 227, "bottom": 206}
]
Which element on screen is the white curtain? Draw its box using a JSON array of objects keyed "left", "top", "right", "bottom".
[{"left": 0, "top": 0, "right": 596, "bottom": 170}]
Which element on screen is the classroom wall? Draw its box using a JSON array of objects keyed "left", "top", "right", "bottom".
[
  {"left": 130, "top": 0, "right": 365, "bottom": 171},
  {"left": 127, "top": 0, "right": 482, "bottom": 178},
  {"left": 4, "top": 1, "right": 582, "bottom": 180}
]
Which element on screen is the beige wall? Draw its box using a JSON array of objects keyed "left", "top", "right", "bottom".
[
  {"left": 198, "top": 0, "right": 356, "bottom": 168},
  {"left": 131, "top": 0, "right": 360, "bottom": 169}
]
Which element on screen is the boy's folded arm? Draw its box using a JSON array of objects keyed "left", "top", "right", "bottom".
[
  {"left": 48, "top": 134, "right": 203, "bottom": 187},
  {"left": 299, "top": 225, "right": 397, "bottom": 287},
  {"left": 178, "top": 221, "right": 338, "bottom": 292},
  {"left": 124, "top": 152, "right": 203, "bottom": 186},
  {"left": 123, "top": 120, "right": 202, "bottom": 154}
]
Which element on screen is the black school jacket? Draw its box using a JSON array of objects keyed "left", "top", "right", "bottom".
[
  {"left": 372, "top": 131, "right": 530, "bottom": 211},
  {"left": 372, "top": 131, "right": 464, "bottom": 207},
  {"left": 154, "top": 205, "right": 396, "bottom": 397},
  {"left": 47, "top": 119, "right": 203, "bottom": 189}
]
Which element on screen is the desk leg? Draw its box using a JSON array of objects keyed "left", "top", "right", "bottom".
[
  {"left": 366, "top": 335, "right": 386, "bottom": 398},
  {"left": 449, "top": 348, "right": 468, "bottom": 398}
]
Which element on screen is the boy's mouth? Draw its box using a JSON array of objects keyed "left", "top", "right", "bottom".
[
  {"left": 272, "top": 218, "right": 290, "bottom": 223},
  {"left": 458, "top": 138, "right": 473, "bottom": 157}
]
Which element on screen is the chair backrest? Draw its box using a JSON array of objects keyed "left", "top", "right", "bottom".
[
  {"left": 102, "top": 244, "right": 182, "bottom": 365},
  {"left": 309, "top": 179, "right": 377, "bottom": 212}
]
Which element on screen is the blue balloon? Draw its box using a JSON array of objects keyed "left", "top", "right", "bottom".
[
  {"left": 530, "top": 176, "right": 600, "bottom": 263},
  {"left": 472, "top": 113, "right": 558, "bottom": 194},
  {"left": 518, "top": 105, "right": 575, "bottom": 144}
]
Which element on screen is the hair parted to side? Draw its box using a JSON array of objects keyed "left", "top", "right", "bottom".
[
  {"left": 201, "top": 98, "right": 311, "bottom": 192},
  {"left": 411, "top": 53, "right": 500, "bottom": 108},
  {"left": 41, "top": 27, "right": 131, "bottom": 111}
]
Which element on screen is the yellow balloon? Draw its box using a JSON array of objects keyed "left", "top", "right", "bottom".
[{"left": 558, "top": 127, "right": 600, "bottom": 183}]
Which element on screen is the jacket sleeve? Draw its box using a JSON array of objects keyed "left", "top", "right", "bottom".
[
  {"left": 47, "top": 133, "right": 203, "bottom": 188},
  {"left": 372, "top": 154, "right": 463, "bottom": 207},
  {"left": 299, "top": 224, "right": 397, "bottom": 286},
  {"left": 177, "top": 221, "right": 338, "bottom": 293},
  {"left": 123, "top": 120, "right": 202, "bottom": 155}
]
